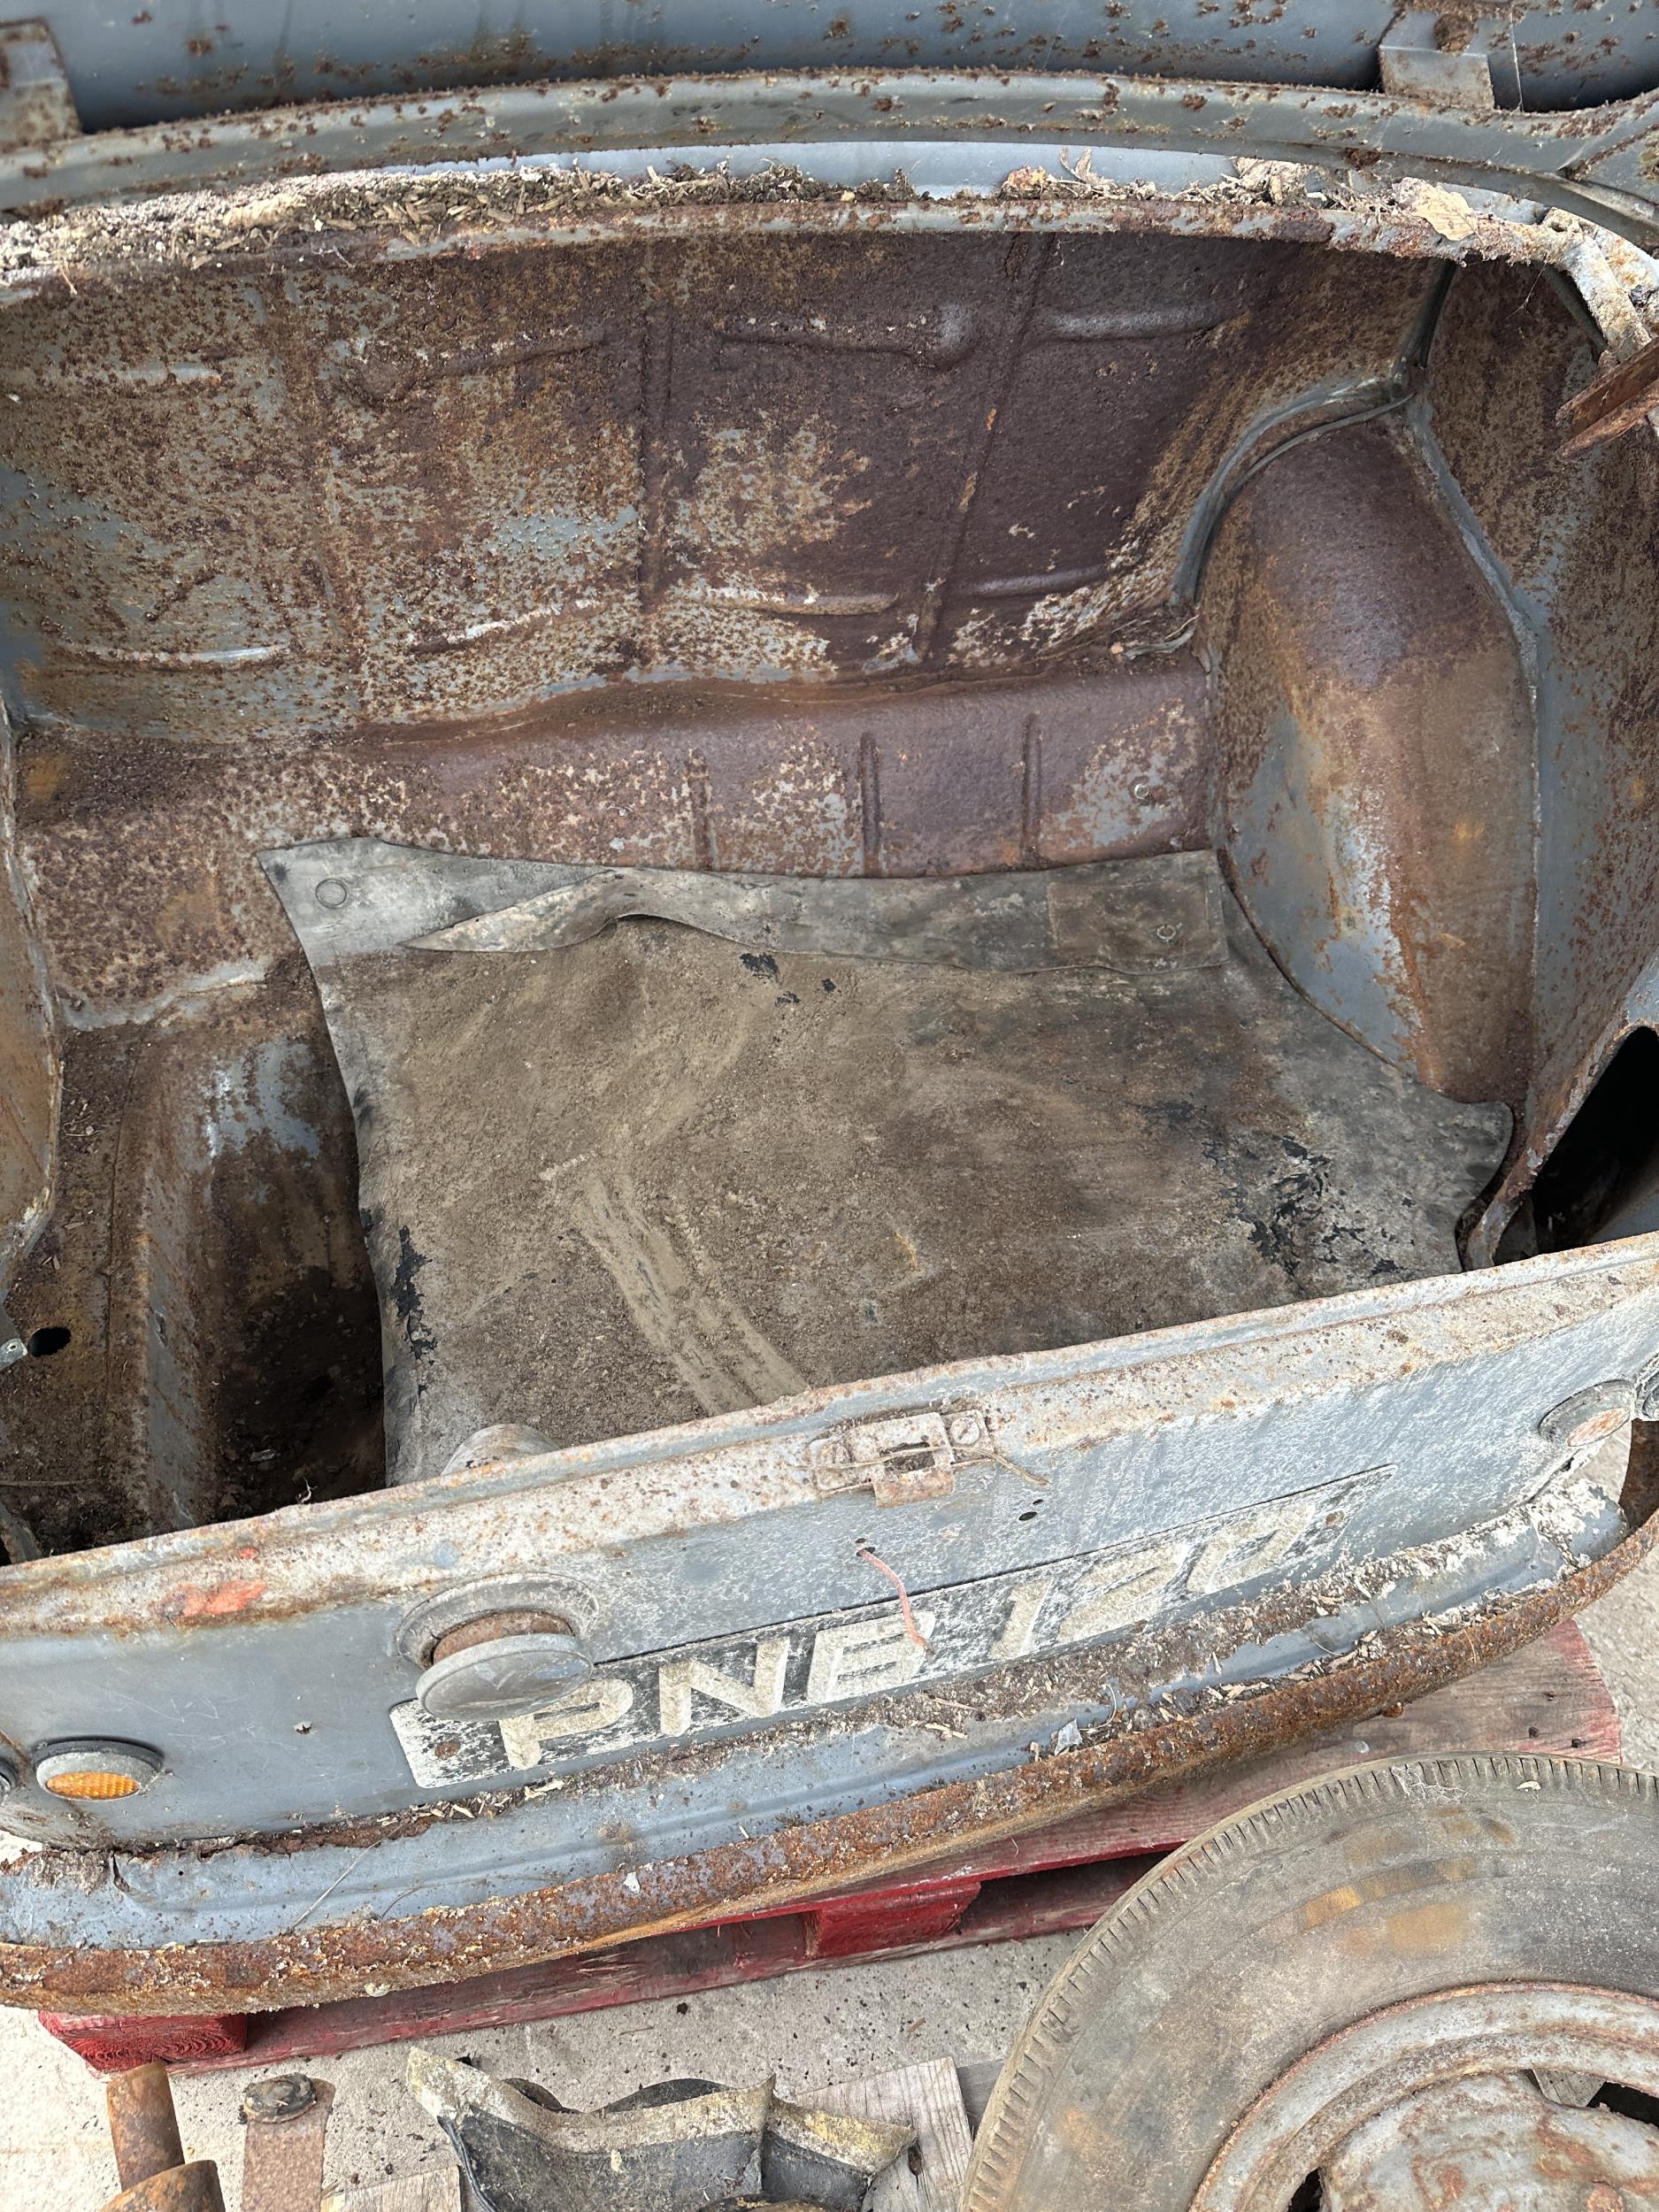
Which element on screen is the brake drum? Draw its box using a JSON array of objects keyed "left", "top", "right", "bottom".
[{"left": 965, "top": 1755, "right": 1659, "bottom": 2212}]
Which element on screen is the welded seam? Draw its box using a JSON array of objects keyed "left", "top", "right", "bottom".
[
  {"left": 0, "top": 704, "right": 59, "bottom": 1288},
  {"left": 637, "top": 242, "right": 675, "bottom": 668},
  {"left": 1399, "top": 395, "right": 1556, "bottom": 1265},
  {"left": 263, "top": 273, "right": 373, "bottom": 724}
]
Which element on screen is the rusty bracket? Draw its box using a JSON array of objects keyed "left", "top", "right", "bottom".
[
  {"left": 1377, "top": 9, "right": 1508, "bottom": 111},
  {"left": 242, "top": 2075, "right": 334, "bottom": 2212},
  {"left": 808, "top": 1409, "right": 995, "bottom": 1503}
]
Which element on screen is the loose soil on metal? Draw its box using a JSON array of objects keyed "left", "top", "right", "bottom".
[{"left": 321, "top": 882, "right": 1508, "bottom": 1482}]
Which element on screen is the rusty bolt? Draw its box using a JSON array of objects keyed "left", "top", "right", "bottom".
[
  {"left": 948, "top": 1414, "right": 984, "bottom": 1448},
  {"left": 431, "top": 1610, "right": 574, "bottom": 1663},
  {"left": 1538, "top": 1380, "right": 1634, "bottom": 1454},
  {"left": 240, "top": 2076, "right": 317, "bottom": 2124}
]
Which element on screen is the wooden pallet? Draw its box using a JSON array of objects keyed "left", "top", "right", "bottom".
[{"left": 40, "top": 1620, "right": 1617, "bottom": 2075}]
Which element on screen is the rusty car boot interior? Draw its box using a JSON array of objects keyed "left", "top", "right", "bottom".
[
  {"left": 0, "top": 237, "right": 1638, "bottom": 1540},
  {"left": 2, "top": 54, "right": 1659, "bottom": 2009}
]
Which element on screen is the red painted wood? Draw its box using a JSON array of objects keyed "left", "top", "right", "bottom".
[
  {"left": 36, "top": 1620, "right": 1616, "bottom": 2075},
  {"left": 37, "top": 2009, "right": 248, "bottom": 2071},
  {"left": 809, "top": 1876, "right": 984, "bottom": 1958}
]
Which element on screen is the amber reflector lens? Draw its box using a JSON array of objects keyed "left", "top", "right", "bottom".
[{"left": 42, "top": 1769, "right": 142, "bottom": 1800}]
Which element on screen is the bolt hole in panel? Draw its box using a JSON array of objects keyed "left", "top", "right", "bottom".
[{"left": 0, "top": 69, "right": 1655, "bottom": 1999}]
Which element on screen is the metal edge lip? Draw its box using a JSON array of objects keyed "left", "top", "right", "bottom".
[
  {"left": 0, "top": 68, "right": 1655, "bottom": 236},
  {"left": 0, "top": 1504, "right": 1647, "bottom": 2019},
  {"left": 1, "top": 1233, "right": 1655, "bottom": 1629}
]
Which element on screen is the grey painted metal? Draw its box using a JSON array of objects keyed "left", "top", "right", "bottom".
[
  {"left": 21, "top": 2, "right": 1659, "bottom": 136},
  {"left": 1379, "top": 12, "right": 1502, "bottom": 113},
  {"left": 0, "top": 1233, "right": 1655, "bottom": 1861},
  {"left": 0, "top": 19, "right": 74, "bottom": 151},
  {"left": 1, "top": 65, "right": 1657, "bottom": 246},
  {"left": 399, "top": 850, "right": 1227, "bottom": 975},
  {"left": 0, "top": 1455, "right": 1632, "bottom": 1953},
  {"left": 269, "top": 841, "right": 1226, "bottom": 975}
]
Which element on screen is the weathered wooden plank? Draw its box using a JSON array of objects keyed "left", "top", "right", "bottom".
[
  {"left": 319, "top": 2166, "right": 460, "bottom": 2212},
  {"left": 1558, "top": 325, "right": 1659, "bottom": 456},
  {"left": 811, "top": 2059, "right": 976, "bottom": 2212}
]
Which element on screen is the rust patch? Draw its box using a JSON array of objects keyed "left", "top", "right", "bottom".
[{"left": 161, "top": 1579, "right": 270, "bottom": 1622}]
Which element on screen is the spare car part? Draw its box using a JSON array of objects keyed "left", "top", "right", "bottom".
[
  {"left": 965, "top": 1751, "right": 1659, "bottom": 2212},
  {"left": 102, "top": 2061, "right": 225, "bottom": 2212}
]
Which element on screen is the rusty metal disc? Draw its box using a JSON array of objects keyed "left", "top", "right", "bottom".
[{"left": 964, "top": 1755, "right": 1659, "bottom": 2212}]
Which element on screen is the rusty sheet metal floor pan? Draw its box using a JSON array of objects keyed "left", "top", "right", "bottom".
[{"left": 265, "top": 840, "right": 1509, "bottom": 1488}]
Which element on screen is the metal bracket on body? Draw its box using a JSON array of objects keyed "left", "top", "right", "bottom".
[
  {"left": 0, "top": 21, "right": 75, "bottom": 154},
  {"left": 808, "top": 1408, "right": 998, "bottom": 1504},
  {"left": 1379, "top": 10, "right": 1510, "bottom": 112}
]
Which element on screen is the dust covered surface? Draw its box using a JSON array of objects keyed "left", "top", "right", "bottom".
[
  {"left": 331, "top": 888, "right": 1509, "bottom": 1481},
  {"left": 0, "top": 153, "right": 1563, "bottom": 295}
]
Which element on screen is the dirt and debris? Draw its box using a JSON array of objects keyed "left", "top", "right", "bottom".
[
  {"left": 0, "top": 150, "right": 1568, "bottom": 296},
  {"left": 0, "top": 160, "right": 914, "bottom": 286},
  {"left": 284, "top": 851, "right": 1506, "bottom": 1483}
]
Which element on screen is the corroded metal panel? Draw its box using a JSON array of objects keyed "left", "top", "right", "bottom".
[
  {"left": 0, "top": 101, "right": 1654, "bottom": 2023},
  {"left": 0, "top": 1503, "right": 1650, "bottom": 2017},
  {"left": 1426, "top": 268, "right": 1659, "bottom": 1256},
  {"left": 0, "top": 233, "right": 1430, "bottom": 745},
  {"left": 1205, "top": 419, "right": 1538, "bottom": 1109}
]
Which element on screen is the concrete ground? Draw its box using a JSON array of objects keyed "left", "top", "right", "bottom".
[{"left": 4, "top": 1548, "right": 1656, "bottom": 2212}]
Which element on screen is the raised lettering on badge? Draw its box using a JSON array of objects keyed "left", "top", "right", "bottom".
[{"left": 391, "top": 1470, "right": 1383, "bottom": 1788}]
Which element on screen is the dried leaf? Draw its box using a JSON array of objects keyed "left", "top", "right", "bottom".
[{"left": 1408, "top": 182, "right": 1479, "bottom": 242}]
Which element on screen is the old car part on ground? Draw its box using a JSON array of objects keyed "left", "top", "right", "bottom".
[
  {"left": 4, "top": 2, "right": 1659, "bottom": 2017},
  {"left": 240, "top": 2073, "right": 334, "bottom": 2212},
  {"left": 99, "top": 2059, "right": 336, "bottom": 2212},
  {"left": 965, "top": 1751, "right": 1659, "bottom": 2212},
  {"left": 409, "top": 2049, "right": 915, "bottom": 2212},
  {"left": 100, "top": 2061, "right": 224, "bottom": 2211}
]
